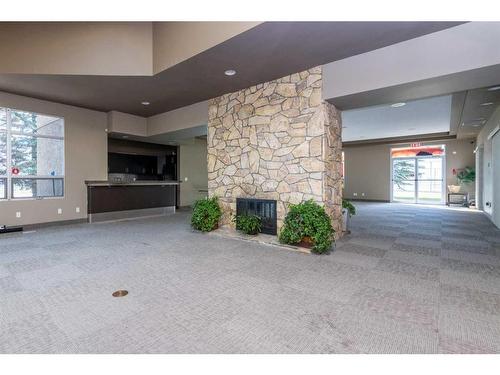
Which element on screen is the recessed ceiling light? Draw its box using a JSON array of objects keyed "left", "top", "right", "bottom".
[
  {"left": 487, "top": 86, "right": 500, "bottom": 91},
  {"left": 480, "top": 102, "right": 494, "bottom": 106},
  {"left": 224, "top": 69, "right": 236, "bottom": 76},
  {"left": 391, "top": 102, "right": 406, "bottom": 108},
  {"left": 452, "top": 151, "right": 457, "bottom": 154},
  {"left": 472, "top": 124, "right": 482, "bottom": 127},
  {"left": 141, "top": 101, "right": 150, "bottom": 106}
]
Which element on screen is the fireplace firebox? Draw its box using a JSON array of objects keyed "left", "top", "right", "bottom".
[{"left": 236, "top": 198, "right": 277, "bottom": 235}]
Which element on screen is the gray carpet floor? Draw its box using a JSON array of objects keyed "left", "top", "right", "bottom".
[{"left": 1, "top": 202, "right": 499, "bottom": 353}]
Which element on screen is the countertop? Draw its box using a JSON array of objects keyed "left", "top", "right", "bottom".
[{"left": 85, "top": 180, "right": 180, "bottom": 187}]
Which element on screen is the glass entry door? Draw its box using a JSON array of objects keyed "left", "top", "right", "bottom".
[
  {"left": 392, "top": 156, "right": 444, "bottom": 204},
  {"left": 416, "top": 157, "right": 444, "bottom": 204},
  {"left": 392, "top": 158, "right": 417, "bottom": 203}
]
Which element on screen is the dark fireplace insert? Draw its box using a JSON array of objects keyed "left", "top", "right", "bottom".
[{"left": 236, "top": 198, "right": 277, "bottom": 235}]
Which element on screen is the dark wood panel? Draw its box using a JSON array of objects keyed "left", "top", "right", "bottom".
[{"left": 88, "top": 185, "right": 176, "bottom": 214}]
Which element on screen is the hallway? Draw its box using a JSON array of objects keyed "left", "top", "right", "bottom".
[{"left": 338, "top": 202, "right": 500, "bottom": 352}]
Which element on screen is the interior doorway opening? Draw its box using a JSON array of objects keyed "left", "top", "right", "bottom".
[{"left": 391, "top": 145, "right": 446, "bottom": 205}]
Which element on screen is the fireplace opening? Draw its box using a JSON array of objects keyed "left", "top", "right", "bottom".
[{"left": 236, "top": 198, "right": 277, "bottom": 235}]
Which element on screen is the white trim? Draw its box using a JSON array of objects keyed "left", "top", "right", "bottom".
[
  {"left": 0, "top": 107, "right": 65, "bottom": 201},
  {"left": 390, "top": 145, "right": 446, "bottom": 205},
  {"left": 487, "top": 125, "right": 500, "bottom": 140},
  {"left": 6, "top": 108, "right": 12, "bottom": 200}
]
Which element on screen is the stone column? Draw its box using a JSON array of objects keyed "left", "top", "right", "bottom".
[{"left": 207, "top": 66, "right": 343, "bottom": 236}]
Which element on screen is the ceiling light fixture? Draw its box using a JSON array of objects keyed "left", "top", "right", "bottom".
[
  {"left": 391, "top": 102, "right": 406, "bottom": 108},
  {"left": 141, "top": 101, "right": 150, "bottom": 106},
  {"left": 224, "top": 69, "right": 236, "bottom": 76},
  {"left": 480, "top": 102, "right": 494, "bottom": 106},
  {"left": 487, "top": 86, "right": 500, "bottom": 91}
]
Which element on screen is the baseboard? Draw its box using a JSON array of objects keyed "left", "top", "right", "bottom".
[
  {"left": 23, "top": 218, "right": 88, "bottom": 231},
  {"left": 88, "top": 206, "right": 175, "bottom": 223},
  {"left": 0, "top": 226, "right": 23, "bottom": 234}
]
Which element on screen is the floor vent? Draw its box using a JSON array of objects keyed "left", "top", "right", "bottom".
[{"left": 112, "top": 290, "right": 128, "bottom": 297}]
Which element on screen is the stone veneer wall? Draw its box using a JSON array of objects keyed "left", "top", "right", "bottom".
[{"left": 207, "top": 66, "right": 343, "bottom": 236}]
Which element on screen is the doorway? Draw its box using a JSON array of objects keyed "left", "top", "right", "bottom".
[
  {"left": 492, "top": 131, "right": 500, "bottom": 228},
  {"left": 391, "top": 145, "right": 445, "bottom": 205}
]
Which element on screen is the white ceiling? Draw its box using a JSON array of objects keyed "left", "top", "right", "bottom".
[
  {"left": 341, "top": 95, "right": 452, "bottom": 142},
  {"left": 457, "top": 85, "right": 500, "bottom": 139}
]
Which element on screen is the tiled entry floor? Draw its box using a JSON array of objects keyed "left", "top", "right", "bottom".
[{"left": 1, "top": 203, "right": 499, "bottom": 353}]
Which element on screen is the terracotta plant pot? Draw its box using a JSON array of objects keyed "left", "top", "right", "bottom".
[{"left": 297, "top": 236, "right": 314, "bottom": 249}]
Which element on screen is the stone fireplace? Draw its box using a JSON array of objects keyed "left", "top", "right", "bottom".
[
  {"left": 236, "top": 198, "right": 277, "bottom": 235},
  {"left": 207, "top": 66, "right": 343, "bottom": 237}
]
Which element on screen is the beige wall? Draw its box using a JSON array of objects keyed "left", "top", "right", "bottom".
[
  {"left": 323, "top": 22, "right": 500, "bottom": 102},
  {"left": 343, "top": 138, "right": 476, "bottom": 202},
  {"left": 108, "top": 111, "right": 147, "bottom": 137},
  {"left": 343, "top": 143, "right": 391, "bottom": 201},
  {"left": 147, "top": 100, "right": 208, "bottom": 136},
  {"left": 179, "top": 138, "right": 208, "bottom": 207},
  {"left": 152, "top": 22, "right": 260, "bottom": 74},
  {"left": 0, "top": 91, "right": 108, "bottom": 226},
  {"left": 0, "top": 22, "right": 261, "bottom": 76},
  {"left": 0, "top": 22, "right": 153, "bottom": 76},
  {"left": 476, "top": 105, "right": 500, "bottom": 227}
]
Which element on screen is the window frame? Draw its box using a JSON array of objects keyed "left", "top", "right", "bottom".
[{"left": 0, "top": 107, "right": 65, "bottom": 201}]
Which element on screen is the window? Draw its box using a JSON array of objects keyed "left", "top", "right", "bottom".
[{"left": 0, "top": 107, "right": 64, "bottom": 200}]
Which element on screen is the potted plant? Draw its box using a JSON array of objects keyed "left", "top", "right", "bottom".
[
  {"left": 449, "top": 167, "right": 475, "bottom": 194},
  {"left": 342, "top": 199, "right": 356, "bottom": 234},
  {"left": 191, "top": 196, "right": 222, "bottom": 232},
  {"left": 234, "top": 214, "right": 262, "bottom": 235},
  {"left": 457, "top": 167, "right": 475, "bottom": 185},
  {"left": 279, "top": 200, "right": 335, "bottom": 254}
]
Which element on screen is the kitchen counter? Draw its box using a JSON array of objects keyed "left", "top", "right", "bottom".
[
  {"left": 85, "top": 180, "right": 180, "bottom": 187},
  {"left": 86, "top": 181, "right": 178, "bottom": 223}
]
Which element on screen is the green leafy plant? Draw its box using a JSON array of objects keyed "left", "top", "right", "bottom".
[
  {"left": 234, "top": 214, "right": 262, "bottom": 235},
  {"left": 457, "top": 167, "right": 475, "bottom": 184},
  {"left": 279, "top": 200, "right": 335, "bottom": 254},
  {"left": 342, "top": 199, "right": 356, "bottom": 216},
  {"left": 191, "top": 196, "right": 222, "bottom": 232}
]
